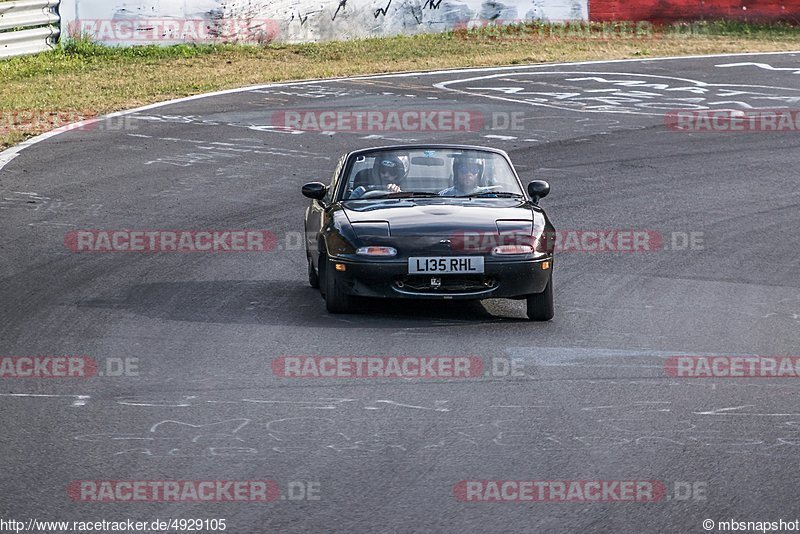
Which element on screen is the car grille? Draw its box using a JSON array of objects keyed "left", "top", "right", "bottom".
[{"left": 393, "top": 275, "right": 496, "bottom": 294}]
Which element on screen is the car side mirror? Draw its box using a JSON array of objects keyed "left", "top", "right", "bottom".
[
  {"left": 527, "top": 180, "right": 550, "bottom": 204},
  {"left": 302, "top": 182, "right": 328, "bottom": 201}
]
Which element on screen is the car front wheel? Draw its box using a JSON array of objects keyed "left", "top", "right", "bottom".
[{"left": 526, "top": 276, "right": 554, "bottom": 321}]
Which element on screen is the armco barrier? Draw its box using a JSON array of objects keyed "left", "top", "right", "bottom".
[{"left": 0, "top": 0, "right": 60, "bottom": 58}]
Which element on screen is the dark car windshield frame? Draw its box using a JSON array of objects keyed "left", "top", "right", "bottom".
[{"left": 333, "top": 146, "right": 526, "bottom": 203}]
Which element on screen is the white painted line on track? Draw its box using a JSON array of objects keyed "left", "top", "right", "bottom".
[{"left": 433, "top": 70, "right": 800, "bottom": 117}]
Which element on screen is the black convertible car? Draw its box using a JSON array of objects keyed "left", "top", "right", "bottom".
[{"left": 302, "top": 145, "right": 555, "bottom": 320}]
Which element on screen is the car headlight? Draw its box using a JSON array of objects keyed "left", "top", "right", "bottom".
[{"left": 356, "top": 246, "right": 397, "bottom": 257}]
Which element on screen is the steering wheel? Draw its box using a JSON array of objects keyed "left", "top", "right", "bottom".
[{"left": 360, "top": 188, "right": 392, "bottom": 199}]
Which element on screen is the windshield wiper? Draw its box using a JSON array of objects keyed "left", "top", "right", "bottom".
[{"left": 456, "top": 192, "right": 524, "bottom": 198}]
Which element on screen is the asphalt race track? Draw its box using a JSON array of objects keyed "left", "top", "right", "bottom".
[{"left": 2, "top": 52, "right": 800, "bottom": 533}]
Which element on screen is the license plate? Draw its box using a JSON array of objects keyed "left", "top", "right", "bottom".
[{"left": 408, "top": 256, "right": 485, "bottom": 274}]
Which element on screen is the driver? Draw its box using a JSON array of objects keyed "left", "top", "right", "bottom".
[
  {"left": 350, "top": 155, "right": 406, "bottom": 198},
  {"left": 439, "top": 155, "right": 487, "bottom": 196}
]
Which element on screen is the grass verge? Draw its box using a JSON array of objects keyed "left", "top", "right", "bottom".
[{"left": 2, "top": 20, "right": 800, "bottom": 149}]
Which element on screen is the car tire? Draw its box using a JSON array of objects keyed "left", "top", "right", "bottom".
[
  {"left": 526, "top": 276, "right": 554, "bottom": 321},
  {"left": 307, "top": 254, "right": 320, "bottom": 289},
  {"left": 324, "top": 258, "right": 354, "bottom": 314}
]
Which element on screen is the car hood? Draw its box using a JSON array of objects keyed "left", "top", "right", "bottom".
[{"left": 342, "top": 199, "right": 534, "bottom": 236}]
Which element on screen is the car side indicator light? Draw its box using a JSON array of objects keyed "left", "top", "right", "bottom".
[
  {"left": 542, "top": 261, "right": 551, "bottom": 270},
  {"left": 335, "top": 263, "right": 347, "bottom": 272},
  {"left": 356, "top": 246, "right": 397, "bottom": 257}
]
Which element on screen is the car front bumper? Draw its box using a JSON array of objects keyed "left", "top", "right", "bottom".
[{"left": 326, "top": 255, "right": 552, "bottom": 300}]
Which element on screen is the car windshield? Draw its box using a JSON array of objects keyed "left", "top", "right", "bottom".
[{"left": 341, "top": 149, "right": 523, "bottom": 200}]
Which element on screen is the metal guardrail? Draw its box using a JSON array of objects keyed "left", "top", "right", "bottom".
[{"left": 0, "top": 0, "right": 60, "bottom": 58}]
